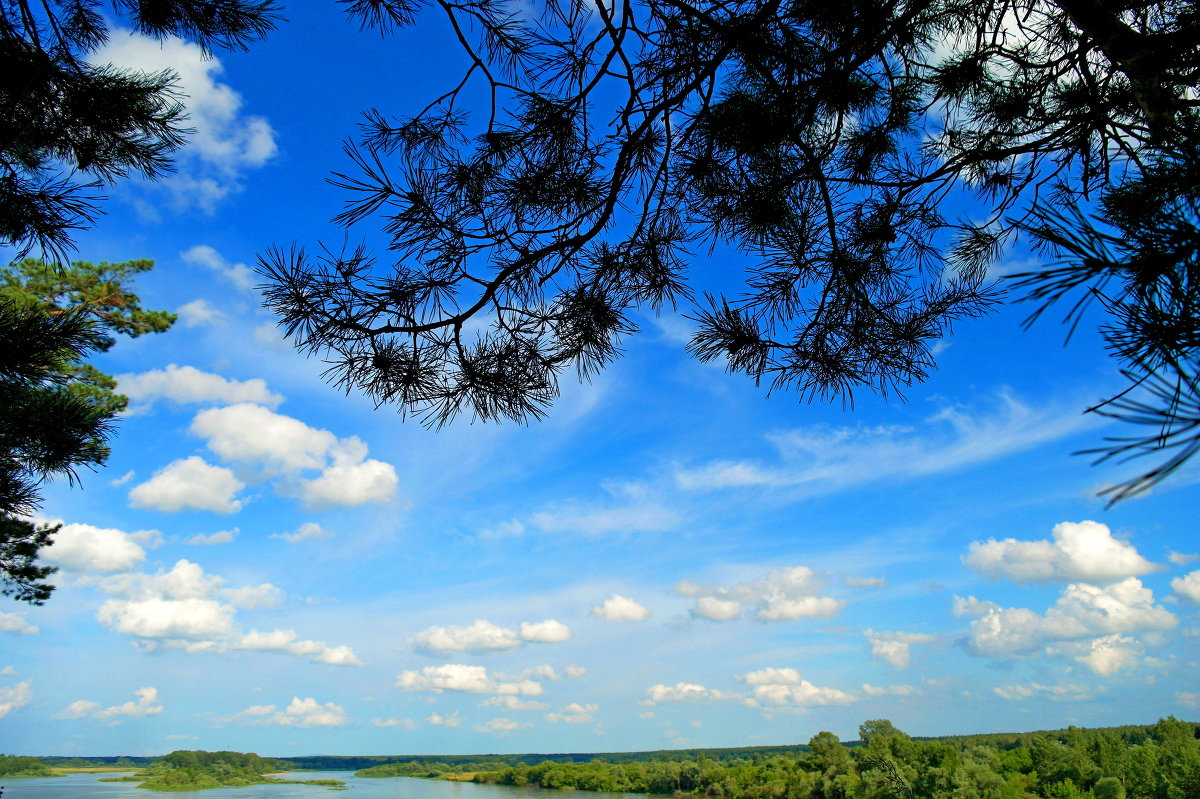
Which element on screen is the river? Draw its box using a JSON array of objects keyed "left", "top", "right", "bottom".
[{"left": 1, "top": 773, "right": 649, "bottom": 799}]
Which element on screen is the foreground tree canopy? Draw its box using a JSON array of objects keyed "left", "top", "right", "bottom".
[
  {"left": 261, "top": 0, "right": 1199, "bottom": 501},
  {"left": 0, "top": 0, "right": 279, "bottom": 261},
  {"left": 0, "top": 259, "right": 174, "bottom": 604}
]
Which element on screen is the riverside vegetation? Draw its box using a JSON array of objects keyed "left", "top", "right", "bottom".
[
  {"left": 353, "top": 718, "right": 1200, "bottom": 799},
  {"left": 2, "top": 719, "right": 1198, "bottom": 797}
]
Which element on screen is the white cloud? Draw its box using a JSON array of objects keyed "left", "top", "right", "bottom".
[
  {"left": 228, "top": 697, "right": 349, "bottom": 727},
  {"left": 238, "top": 627, "right": 365, "bottom": 667},
  {"left": 397, "top": 665, "right": 543, "bottom": 696},
  {"left": 56, "top": 687, "right": 163, "bottom": 721},
  {"left": 94, "top": 560, "right": 359, "bottom": 666},
  {"left": 297, "top": 456, "right": 398, "bottom": 510},
  {"left": 272, "top": 522, "right": 331, "bottom": 543},
  {"left": 994, "top": 682, "right": 1093, "bottom": 702},
  {"left": 41, "top": 522, "right": 148, "bottom": 573},
  {"left": 861, "top": 683, "right": 921, "bottom": 697},
  {"left": 427, "top": 711, "right": 461, "bottom": 727},
  {"left": 1168, "top": 551, "right": 1199, "bottom": 566},
  {"left": 176, "top": 298, "right": 225, "bottom": 327},
  {"left": 481, "top": 696, "right": 550, "bottom": 711},
  {"left": 188, "top": 405, "right": 398, "bottom": 509},
  {"left": 956, "top": 577, "right": 1176, "bottom": 669},
  {"left": 1171, "top": 570, "right": 1200, "bottom": 603},
  {"left": 964, "top": 521, "right": 1159, "bottom": 584},
  {"left": 738, "top": 668, "right": 855, "bottom": 707},
  {"left": 1176, "top": 692, "right": 1200, "bottom": 709},
  {"left": 129, "top": 456, "right": 245, "bottom": 513},
  {"left": 845, "top": 576, "right": 887, "bottom": 588},
  {"left": 181, "top": 245, "right": 257, "bottom": 292},
  {"left": 411, "top": 620, "right": 521, "bottom": 654},
  {"left": 188, "top": 528, "right": 237, "bottom": 546},
  {"left": 117, "top": 365, "right": 282, "bottom": 408},
  {"left": 475, "top": 717, "right": 529, "bottom": 734},
  {"left": 97, "top": 31, "right": 276, "bottom": 212},
  {"left": 546, "top": 702, "right": 598, "bottom": 724},
  {"left": 644, "top": 682, "right": 737, "bottom": 704},
  {"left": 530, "top": 504, "right": 680, "bottom": 535},
  {"left": 192, "top": 404, "right": 336, "bottom": 471},
  {"left": 373, "top": 717, "right": 417, "bottom": 729},
  {"left": 564, "top": 664, "right": 588, "bottom": 678},
  {"left": 672, "top": 392, "right": 1092, "bottom": 497},
  {"left": 677, "top": 567, "right": 842, "bottom": 622},
  {"left": 864, "top": 630, "right": 937, "bottom": 669},
  {"left": 1051, "top": 634, "right": 1144, "bottom": 676},
  {"left": 520, "top": 619, "right": 571, "bottom": 643},
  {"left": 0, "top": 680, "right": 32, "bottom": 718},
  {"left": 592, "top": 594, "right": 651, "bottom": 621},
  {"left": 0, "top": 612, "right": 39, "bottom": 635}
]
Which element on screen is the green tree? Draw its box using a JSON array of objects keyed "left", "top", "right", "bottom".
[
  {"left": 262, "top": 0, "right": 1199, "bottom": 499},
  {"left": 1, "top": 258, "right": 176, "bottom": 413},
  {"left": 1, "top": 0, "right": 279, "bottom": 261},
  {"left": 0, "top": 299, "right": 114, "bottom": 603}
]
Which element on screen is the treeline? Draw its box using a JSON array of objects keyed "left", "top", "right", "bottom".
[
  {"left": 0, "top": 755, "right": 55, "bottom": 777},
  {"left": 458, "top": 718, "right": 1199, "bottom": 799}
]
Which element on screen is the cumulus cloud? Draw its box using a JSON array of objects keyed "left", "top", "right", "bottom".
[
  {"left": 427, "top": 711, "right": 461, "bottom": 727},
  {"left": 193, "top": 404, "right": 336, "bottom": 471},
  {"left": 40, "top": 522, "right": 151, "bottom": 573},
  {"left": 56, "top": 687, "right": 163, "bottom": 721},
  {"left": 481, "top": 696, "right": 550, "bottom": 711},
  {"left": 94, "top": 560, "right": 360, "bottom": 666},
  {"left": 1177, "top": 692, "right": 1200, "bottom": 709},
  {"left": 188, "top": 528, "right": 237, "bottom": 546},
  {"left": 1168, "top": 552, "right": 1199, "bottom": 567},
  {"left": 993, "top": 682, "right": 1093, "bottom": 702},
  {"left": 739, "top": 668, "right": 855, "bottom": 707},
  {"left": 0, "top": 612, "right": 39, "bottom": 635},
  {"left": 188, "top": 404, "right": 398, "bottom": 508},
  {"left": 1171, "top": 570, "right": 1200, "bottom": 603},
  {"left": 0, "top": 680, "right": 32, "bottom": 718},
  {"left": 272, "top": 522, "right": 331, "bottom": 544},
  {"left": 397, "top": 665, "right": 543, "bottom": 696},
  {"left": 238, "top": 629, "right": 363, "bottom": 666},
  {"left": 117, "top": 365, "right": 282, "bottom": 408},
  {"left": 964, "top": 521, "right": 1159, "bottom": 584},
  {"left": 226, "top": 697, "right": 349, "bottom": 727},
  {"left": 593, "top": 594, "right": 651, "bottom": 621},
  {"left": 676, "top": 567, "right": 843, "bottom": 622},
  {"left": 546, "top": 702, "right": 598, "bottom": 724},
  {"left": 97, "top": 32, "right": 276, "bottom": 212},
  {"left": 129, "top": 456, "right": 245, "bottom": 513},
  {"left": 644, "top": 682, "right": 737, "bottom": 704},
  {"left": 864, "top": 630, "right": 937, "bottom": 669},
  {"left": 956, "top": 577, "right": 1176, "bottom": 673},
  {"left": 411, "top": 620, "right": 522, "bottom": 654},
  {"left": 521, "top": 619, "right": 571, "bottom": 643}
]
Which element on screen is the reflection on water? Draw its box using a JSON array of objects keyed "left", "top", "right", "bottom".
[{"left": 1, "top": 773, "right": 649, "bottom": 799}]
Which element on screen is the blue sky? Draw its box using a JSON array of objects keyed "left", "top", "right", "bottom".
[{"left": 2, "top": 4, "right": 1199, "bottom": 758}]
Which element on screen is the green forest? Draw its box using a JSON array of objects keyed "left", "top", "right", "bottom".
[
  {"left": 95, "top": 750, "right": 344, "bottom": 791},
  {"left": 355, "top": 718, "right": 1200, "bottom": 799}
]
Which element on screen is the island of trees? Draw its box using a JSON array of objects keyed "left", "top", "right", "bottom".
[{"left": 0, "top": 750, "right": 343, "bottom": 791}]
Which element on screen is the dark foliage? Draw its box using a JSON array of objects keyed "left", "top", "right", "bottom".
[
  {"left": 0, "top": 0, "right": 280, "bottom": 261},
  {"left": 262, "top": 0, "right": 1200, "bottom": 499},
  {"left": 0, "top": 298, "right": 114, "bottom": 603}
]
